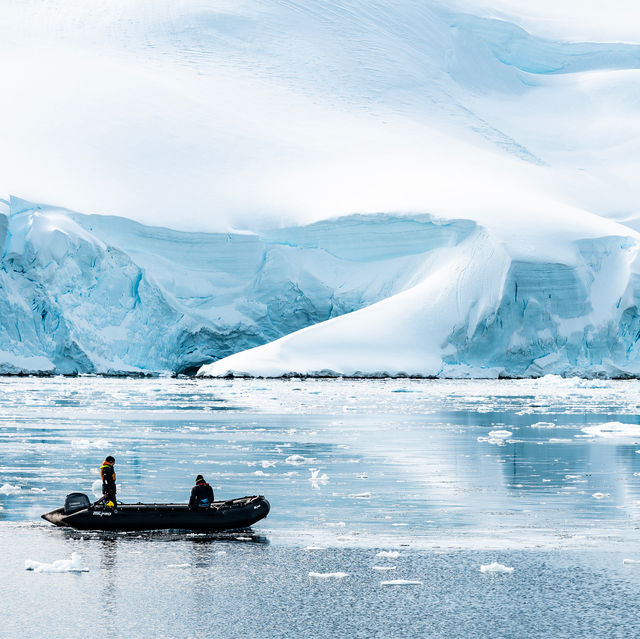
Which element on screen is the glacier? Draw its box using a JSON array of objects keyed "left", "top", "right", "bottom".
[
  {"left": 3, "top": 195, "right": 640, "bottom": 378},
  {"left": 3, "top": 1, "right": 640, "bottom": 376}
]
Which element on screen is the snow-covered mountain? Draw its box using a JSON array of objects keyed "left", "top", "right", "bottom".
[{"left": 3, "top": 1, "right": 640, "bottom": 376}]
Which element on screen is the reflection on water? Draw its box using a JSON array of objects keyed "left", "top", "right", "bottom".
[
  {"left": 3, "top": 377, "right": 640, "bottom": 638},
  {"left": 1, "top": 377, "right": 640, "bottom": 547}
]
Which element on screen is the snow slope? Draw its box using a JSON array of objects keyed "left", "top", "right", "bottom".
[{"left": 199, "top": 210, "right": 640, "bottom": 378}]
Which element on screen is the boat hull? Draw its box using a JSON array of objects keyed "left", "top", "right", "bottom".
[{"left": 42, "top": 496, "right": 270, "bottom": 532}]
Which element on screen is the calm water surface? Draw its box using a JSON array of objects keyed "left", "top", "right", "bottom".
[{"left": 1, "top": 377, "right": 640, "bottom": 638}]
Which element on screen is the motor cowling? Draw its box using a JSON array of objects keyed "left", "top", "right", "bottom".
[{"left": 63, "top": 492, "right": 91, "bottom": 514}]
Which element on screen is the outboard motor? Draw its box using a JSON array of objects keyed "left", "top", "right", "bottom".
[{"left": 63, "top": 492, "right": 91, "bottom": 514}]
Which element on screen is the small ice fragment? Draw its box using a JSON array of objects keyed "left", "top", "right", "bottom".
[
  {"left": 167, "top": 563, "right": 190, "bottom": 568},
  {"left": 25, "top": 552, "right": 88, "bottom": 573},
  {"left": 30, "top": 487, "right": 47, "bottom": 493},
  {"left": 372, "top": 566, "right": 396, "bottom": 571},
  {"left": 304, "top": 546, "right": 325, "bottom": 551},
  {"left": 286, "top": 455, "right": 313, "bottom": 465},
  {"left": 0, "top": 483, "right": 21, "bottom": 495},
  {"left": 71, "top": 438, "right": 112, "bottom": 449},
  {"left": 323, "top": 522, "right": 345, "bottom": 527},
  {"left": 376, "top": 551, "right": 400, "bottom": 558},
  {"left": 235, "top": 536, "right": 252, "bottom": 541},
  {"left": 347, "top": 492, "right": 371, "bottom": 499},
  {"left": 252, "top": 470, "right": 268, "bottom": 476},
  {"left": 530, "top": 422, "right": 555, "bottom": 429},
  {"left": 623, "top": 559, "right": 640, "bottom": 565},
  {"left": 91, "top": 479, "right": 103, "bottom": 498},
  {"left": 488, "top": 430, "right": 512, "bottom": 439},
  {"left": 592, "top": 492, "right": 610, "bottom": 499},
  {"left": 480, "top": 562, "right": 513, "bottom": 574},
  {"left": 216, "top": 551, "right": 227, "bottom": 555},
  {"left": 309, "top": 468, "right": 328, "bottom": 489},
  {"left": 308, "top": 572, "right": 348, "bottom": 579},
  {"left": 380, "top": 579, "right": 422, "bottom": 586},
  {"left": 261, "top": 460, "right": 276, "bottom": 468}
]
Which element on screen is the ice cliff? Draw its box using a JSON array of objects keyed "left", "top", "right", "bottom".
[
  {"left": 3, "top": 196, "right": 640, "bottom": 378},
  {"left": 0, "top": 197, "right": 476, "bottom": 374}
]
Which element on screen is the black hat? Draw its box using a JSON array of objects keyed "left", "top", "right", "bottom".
[
  {"left": 195, "top": 474, "right": 204, "bottom": 483},
  {"left": 105, "top": 456, "right": 115, "bottom": 463}
]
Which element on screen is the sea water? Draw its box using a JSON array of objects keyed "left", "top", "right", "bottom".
[{"left": 1, "top": 376, "right": 640, "bottom": 638}]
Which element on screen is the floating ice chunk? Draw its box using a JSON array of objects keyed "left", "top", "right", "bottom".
[
  {"left": 252, "top": 470, "right": 268, "bottom": 476},
  {"left": 0, "top": 483, "right": 21, "bottom": 495},
  {"left": 376, "top": 551, "right": 400, "bottom": 558},
  {"left": 530, "top": 422, "right": 556, "bottom": 429},
  {"left": 480, "top": 562, "right": 514, "bottom": 574},
  {"left": 71, "top": 439, "right": 113, "bottom": 449},
  {"left": 285, "top": 454, "right": 315, "bottom": 465},
  {"left": 372, "top": 566, "right": 396, "bottom": 571},
  {"left": 25, "top": 552, "right": 88, "bottom": 573},
  {"left": 260, "top": 460, "right": 277, "bottom": 468},
  {"left": 167, "top": 563, "right": 190, "bottom": 568},
  {"left": 309, "top": 468, "right": 328, "bottom": 489},
  {"left": 304, "top": 546, "right": 325, "bottom": 551},
  {"left": 581, "top": 422, "right": 640, "bottom": 440},
  {"left": 91, "top": 479, "right": 102, "bottom": 498},
  {"left": 309, "top": 572, "right": 349, "bottom": 579},
  {"left": 592, "top": 492, "right": 610, "bottom": 499},
  {"left": 216, "top": 551, "right": 227, "bottom": 555},
  {"left": 323, "top": 522, "right": 345, "bottom": 527},
  {"left": 30, "top": 487, "right": 47, "bottom": 493},
  {"left": 347, "top": 492, "right": 371, "bottom": 499},
  {"left": 488, "top": 430, "right": 512, "bottom": 439},
  {"left": 623, "top": 559, "right": 640, "bottom": 565},
  {"left": 380, "top": 580, "right": 422, "bottom": 586}
]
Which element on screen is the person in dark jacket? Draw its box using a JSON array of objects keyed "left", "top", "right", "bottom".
[
  {"left": 189, "top": 475, "right": 214, "bottom": 509},
  {"left": 100, "top": 455, "right": 117, "bottom": 508}
]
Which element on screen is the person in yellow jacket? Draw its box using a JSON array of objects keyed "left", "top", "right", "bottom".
[{"left": 100, "top": 455, "right": 117, "bottom": 508}]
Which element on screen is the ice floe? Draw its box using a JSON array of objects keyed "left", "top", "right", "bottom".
[
  {"left": 623, "top": 559, "right": 640, "bottom": 565},
  {"left": 581, "top": 422, "right": 640, "bottom": 440},
  {"left": 0, "top": 483, "right": 21, "bottom": 495},
  {"left": 308, "top": 572, "right": 349, "bottom": 579},
  {"left": 25, "top": 552, "right": 89, "bottom": 573},
  {"left": 376, "top": 551, "right": 400, "bottom": 559},
  {"left": 480, "top": 562, "right": 514, "bottom": 574},
  {"left": 592, "top": 492, "right": 610, "bottom": 499},
  {"left": 380, "top": 580, "right": 422, "bottom": 586},
  {"left": 372, "top": 566, "right": 396, "bottom": 571}
]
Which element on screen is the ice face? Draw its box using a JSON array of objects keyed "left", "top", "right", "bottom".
[
  {"left": 0, "top": 199, "right": 477, "bottom": 374},
  {"left": 3, "top": 195, "right": 640, "bottom": 377}
]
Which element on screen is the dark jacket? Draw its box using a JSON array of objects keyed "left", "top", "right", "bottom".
[
  {"left": 100, "top": 461, "right": 116, "bottom": 492},
  {"left": 189, "top": 481, "right": 214, "bottom": 509}
]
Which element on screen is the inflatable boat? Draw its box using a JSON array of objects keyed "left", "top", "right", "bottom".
[{"left": 42, "top": 493, "right": 270, "bottom": 532}]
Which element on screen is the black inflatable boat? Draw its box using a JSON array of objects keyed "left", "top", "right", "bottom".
[{"left": 42, "top": 493, "right": 270, "bottom": 532}]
